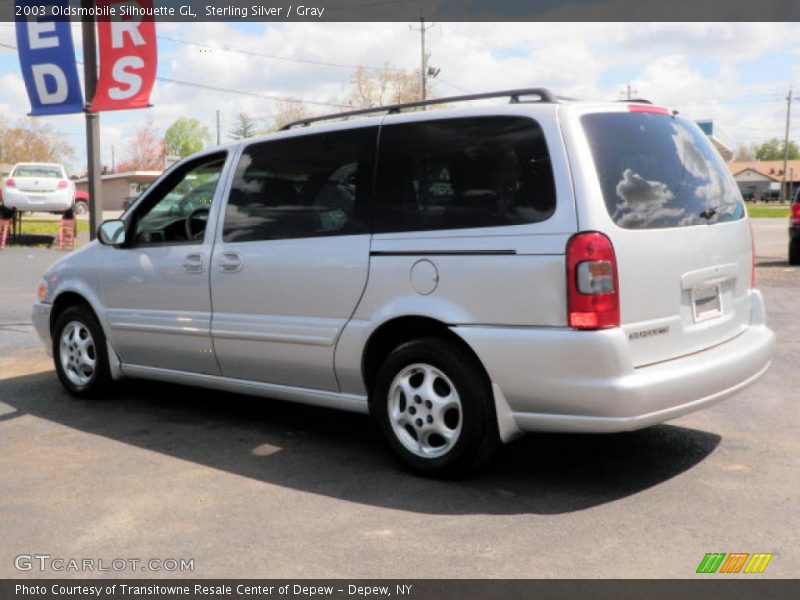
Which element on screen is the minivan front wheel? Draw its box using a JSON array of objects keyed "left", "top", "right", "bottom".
[
  {"left": 53, "top": 305, "right": 112, "bottom": 398},
  {"left": 373, "top": 337, "right": 499, "bottom": 476}
]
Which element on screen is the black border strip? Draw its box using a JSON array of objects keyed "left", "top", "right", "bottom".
[
  {"left": 2, "top": 579, "right": 798, "bottom": 600},
  {"left": 6, "top": 0, "right": 800, "bottom": 22}
]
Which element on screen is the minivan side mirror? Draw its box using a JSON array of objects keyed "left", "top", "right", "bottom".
[{"left": 98, "top": 219, "right": 127, "bottom": 247}]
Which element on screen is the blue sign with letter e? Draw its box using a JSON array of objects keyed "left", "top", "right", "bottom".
[{"left": 15, "top": 1, "right": 84, "bottom": 116}]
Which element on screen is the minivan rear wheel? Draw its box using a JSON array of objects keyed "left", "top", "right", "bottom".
[
  {"left": 53, "top": 305, "right": 112, "bottom": 398},
  {"left": 372, "top": 337, "right": 499, "bottom": 476}
]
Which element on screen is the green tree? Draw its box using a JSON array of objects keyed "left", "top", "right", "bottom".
[
  {"left": 754, "top": 138, "right": 800, "bottom": 161},
  {"left": 229, "top": 112, "right": 259, "bottom": 140},
  {"left": 164, "top": 118, "right": 211, "bottom": 158}
]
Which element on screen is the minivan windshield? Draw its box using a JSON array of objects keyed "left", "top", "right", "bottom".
[{"left": 582, "top": 112, "right": 744, "bottom": 229}]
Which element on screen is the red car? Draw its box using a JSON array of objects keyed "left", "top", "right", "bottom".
[{"left": 73, "top": 190, "right": 90, "bottom": 216}]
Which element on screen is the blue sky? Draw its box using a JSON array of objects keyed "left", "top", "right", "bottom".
[{"left": 1, "top": 21, "right": 799, "bottom": 173}]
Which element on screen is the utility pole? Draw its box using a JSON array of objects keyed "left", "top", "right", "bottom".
[
  {"left": 216, "top": 110, "right": 221, "bottom": 145},
  {"left": 82, "top": 1, "right": 102, "bottom": 240},
  {"left": 782, "top": 86, "right": 793, "bottom": 203},
  {"left": 111, "top": 145, "right": 115, "bottom": 173},
  {"left": 411, "top": 17, "right": 435, "bottom": 101},
  {"left": 622, "top": 81, "right": 638, "bottom": 101}
]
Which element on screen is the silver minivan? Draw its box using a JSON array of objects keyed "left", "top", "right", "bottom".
[{"left": 32, "top": 89, "right": 775, "bottom": 475}]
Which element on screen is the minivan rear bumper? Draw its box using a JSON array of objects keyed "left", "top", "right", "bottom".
[{"left": 453, "top": 290, "right": 775, "bottom": 435}]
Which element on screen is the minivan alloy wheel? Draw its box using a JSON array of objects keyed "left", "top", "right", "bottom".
[
  {"left": 388, "top": 363, "right": 462, "bottom": 458},
  {"left": 59, "top": 321, "right": 96, "bottom": 386}
]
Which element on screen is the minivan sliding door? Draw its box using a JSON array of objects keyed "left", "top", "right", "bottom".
[{"left": 209, "top": 126, "right": 377, "bottom": 391}]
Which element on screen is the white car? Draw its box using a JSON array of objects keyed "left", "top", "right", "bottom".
[
  {"left": 32, "top": 89, "right": 775, "bottom": 476},
  {"left": 2, "top": 162, "right": 74, "bottom": 214}
]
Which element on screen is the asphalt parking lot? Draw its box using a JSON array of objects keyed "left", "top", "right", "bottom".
[{"left": 0, "top": 219, "right": 797, "bottom": 579}]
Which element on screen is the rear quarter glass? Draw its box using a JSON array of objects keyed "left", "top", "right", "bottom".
[{"left": 581, "top": 112, "right": 744, "bottom": 229}]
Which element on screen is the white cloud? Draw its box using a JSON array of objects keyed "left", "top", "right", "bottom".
[{"left": 2, "top": 21, "right": 800, "bottom": 169}]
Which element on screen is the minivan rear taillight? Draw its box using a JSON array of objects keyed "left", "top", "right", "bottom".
[
  {"left": 566, "top": 232, "right": 620, "bottom": 329},
  {"left": 57, "top": 180, "right": 69, "bottom": 189},
  {"left": 5, "top": 178, "right": 14, "bottom": 187}
]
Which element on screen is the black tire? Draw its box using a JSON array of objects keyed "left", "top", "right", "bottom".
[
  {"left": 52, "top": 305, "right": 112, "bottom": 398},
  {"left": 371, "top": 336, "right": 499, "bottom": 477},
  {"left": 790, "top": 239, "right": 800, "bottom": 265},
  {"left": 74, "top": 201, "right": 88, "bottom": 216}
]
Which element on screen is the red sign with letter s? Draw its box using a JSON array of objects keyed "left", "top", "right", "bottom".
[{"left": 90, "top": 0, "right": 157, "bottom": 112}]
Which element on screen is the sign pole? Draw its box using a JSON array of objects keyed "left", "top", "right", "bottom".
[{"left": 81, "top": 2, "right": 102, "bottom": 240}]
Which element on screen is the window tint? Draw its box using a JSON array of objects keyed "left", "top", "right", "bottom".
[
  {"left": 222, "top": 127, "right": 377, "bottom": 243},
  {"left": 582, "top": 113, "right": 745, "bottom": 229},
  {"left": 134, "top": 156, "right": 225, "bottom": 245},
  {"left": 374, "top": 117, "right": 555, "bottom": 233}
]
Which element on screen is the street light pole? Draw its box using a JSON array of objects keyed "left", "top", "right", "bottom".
[{"left": 81, "top": 2, "right": 102, "bottom": 239}]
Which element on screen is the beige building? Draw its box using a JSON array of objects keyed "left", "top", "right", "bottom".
[
  {"left": 728, "top": 160, "right": 800, "bottom": 201},
  {"left": 74, "top": 171, "right": 161, "bottom": 211}
]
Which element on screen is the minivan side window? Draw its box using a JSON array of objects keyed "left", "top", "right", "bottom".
[
  {"left": 373, "top": 117, "right": 556, "bottom": 234},
  {"left": 222, "top": 127, "right": 377, "bottom": 243},
  {"left": 133, "top": 155, "right": 226, "bottom": 246}
]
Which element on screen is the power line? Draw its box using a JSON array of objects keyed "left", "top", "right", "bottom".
[
  {"left": 158, "top": 34, "right": 413, "bottom": 73},
  {"left": 436, "top": 78, "right": 473, "bottom": 94},
  {"left": 0, "top": 40, "right": 354, "bottom": 109},
  {"left": 3, "top": 25, "right": 415, "bottom": 75},
  {"left": 155, "top": 76, "right": 352, "bottom": 108}
]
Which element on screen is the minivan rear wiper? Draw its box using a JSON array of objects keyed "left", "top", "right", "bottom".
[{"left": 699, "top": 201, "right": 738, "bottom": 222}]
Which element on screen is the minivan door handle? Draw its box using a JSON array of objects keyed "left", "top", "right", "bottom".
[
  {"left": 219, "top": 251, "right": 244, "bottom": 273},
  {"left": 182, "top": 253, "right": 205, "bottom": 274}
]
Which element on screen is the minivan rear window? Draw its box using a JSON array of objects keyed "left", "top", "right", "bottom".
[{"left": 582, "top": 112, "right": 744, "bottom": 229}]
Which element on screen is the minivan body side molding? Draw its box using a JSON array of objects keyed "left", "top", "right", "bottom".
[{"left": 120, "top": 364, "right": 370, "bottom": 414}]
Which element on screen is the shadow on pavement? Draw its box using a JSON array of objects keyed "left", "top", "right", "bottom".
[
  {"left": 0, "top": 370, "right": 721, "bottom": 515},
  {"left": 3, "top": 234, "right": 55, "bottom": 247},
  {"left": 756, "top": 261, "right": 797, "bottom": 270}
]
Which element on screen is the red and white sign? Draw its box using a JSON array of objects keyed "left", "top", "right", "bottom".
[{"left": 89, "top": 0, "right": 157, "bottom": 112}]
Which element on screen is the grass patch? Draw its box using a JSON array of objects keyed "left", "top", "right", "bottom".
[
  {"left": 746, "top": 206, "right": 790, "bottom": 218},
  {"left": 19, "top": 218, "right": 90, "bottom": 236}
]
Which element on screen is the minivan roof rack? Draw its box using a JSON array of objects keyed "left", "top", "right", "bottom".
[
  {"left": 618, "top": 98, "right": 653, "bottom": 104},
  {"left": 281, "top": 88, "right": 559, "bottom": 130}
]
